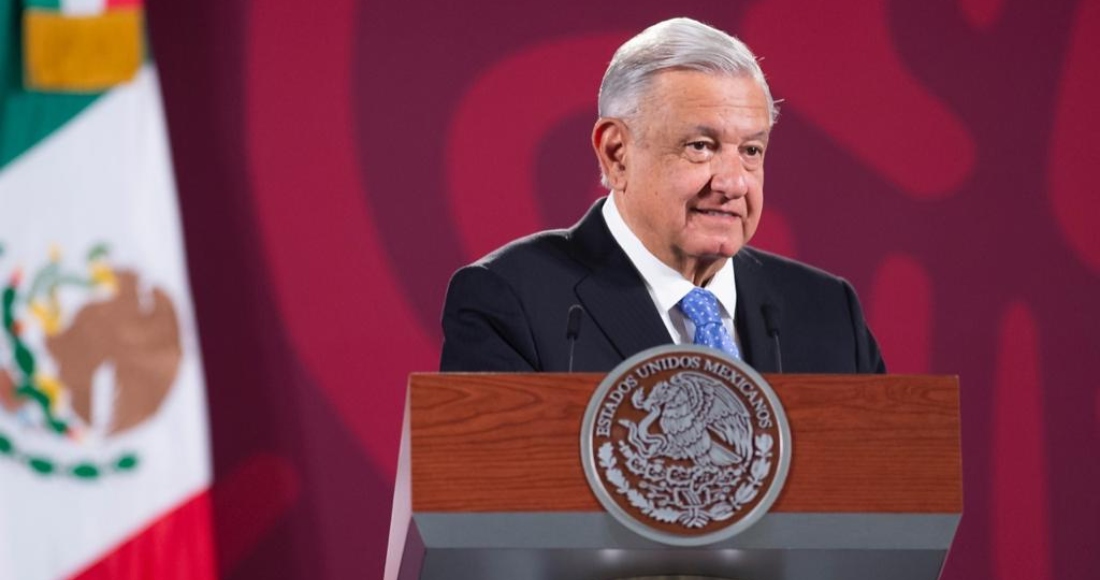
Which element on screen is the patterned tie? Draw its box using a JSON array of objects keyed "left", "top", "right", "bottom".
[{"left": 678, "top": 287, "right": 741, "bottom": 359}]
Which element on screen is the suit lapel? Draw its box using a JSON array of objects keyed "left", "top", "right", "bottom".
[
  {"left": 570, "top": 200, "right": 671, "bottom": 359},
  {"left": 734, "top": 249, "right": 779, "bottom": 372},
  {"left": 575, "top": 264, "right": 672, "bottom": 360}
]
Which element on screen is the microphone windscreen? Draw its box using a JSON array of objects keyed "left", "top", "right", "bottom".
[
  {"left": 566, "top": 304, "right": 584, "bottom": 340},
  {"left": 761, "top": 303, "right": 782, "bottom": 336}
]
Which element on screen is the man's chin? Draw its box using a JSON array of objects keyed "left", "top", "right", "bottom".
[
  {"left": 710, "top": 239, "right": 744, "bottom": 258},
  {"left": 676, "top": 237, "right": 746, "bottom": 265},
  {"left": 683, "top": 246, "right": 741, "bottom": 266}
]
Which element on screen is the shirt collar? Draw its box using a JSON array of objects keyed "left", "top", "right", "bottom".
[{"left": 602, "top": 193, "right": 738, "bottom": 319}]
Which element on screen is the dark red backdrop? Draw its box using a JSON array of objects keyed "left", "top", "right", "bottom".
[{"left": 146, "top": 0, "right": 1099, "bottom": 578}]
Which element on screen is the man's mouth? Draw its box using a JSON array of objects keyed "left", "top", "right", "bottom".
[{"left": 693, "top": 208, "right": 740, "bottom": 219}]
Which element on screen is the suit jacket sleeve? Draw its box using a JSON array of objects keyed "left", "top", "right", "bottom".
[{"left": 440, "top": 264, "right": 539, "bottom": 372}]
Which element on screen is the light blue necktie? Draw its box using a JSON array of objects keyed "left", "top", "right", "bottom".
[{"left": 678, "top": 287, "right": 741, "bottom": 359}]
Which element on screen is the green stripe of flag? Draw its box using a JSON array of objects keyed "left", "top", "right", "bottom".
[
  {"left": 23, "top": 0, "right": 61, "bottom": 11},
  {"left": 22, "top": 0, "right": 60, "bottom": 10}
]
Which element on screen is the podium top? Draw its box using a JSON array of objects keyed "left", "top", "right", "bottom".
[{"left": 409, "top": 373, "right": 961, "bottom": 515}]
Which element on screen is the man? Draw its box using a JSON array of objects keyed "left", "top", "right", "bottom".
[{"left": 440, "top": 17, "right": 885, "bottom": 374}]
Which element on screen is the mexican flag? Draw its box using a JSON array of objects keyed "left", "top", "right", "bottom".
[{"left": 0, "top": 1, "right": 215, "bottom": 578}]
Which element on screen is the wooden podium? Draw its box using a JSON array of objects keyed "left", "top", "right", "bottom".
[{"left": 390, "top": 373, "right": 961, "bottom": 580}]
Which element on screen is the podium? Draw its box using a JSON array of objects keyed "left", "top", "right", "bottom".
[{"left": 390, "top": 373, "right": 961, "bottom": 580}]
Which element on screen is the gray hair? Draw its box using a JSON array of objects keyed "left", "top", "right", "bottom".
[{"left": 598, "top": 17, "right": 778, "bottom": 125}]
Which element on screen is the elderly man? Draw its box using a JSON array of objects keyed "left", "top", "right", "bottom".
[{"left": 440, "top": 17, "right": 885, "bottom": 374}]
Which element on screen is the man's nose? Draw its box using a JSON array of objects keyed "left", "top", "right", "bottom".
[{"left": 710, "top": 153, "right": 750, "bottom": 198}]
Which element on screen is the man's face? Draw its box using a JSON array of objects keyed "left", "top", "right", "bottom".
[{"left": 604, "top": 71, "right": 770, "bottom": 279}]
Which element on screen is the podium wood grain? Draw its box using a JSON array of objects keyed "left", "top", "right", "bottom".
[{"left": 410, "top": 373, "right": 961, "bottom": 514}]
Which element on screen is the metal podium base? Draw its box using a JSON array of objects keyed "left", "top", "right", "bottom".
[{"left": 401, "top": 512, "right": 958, "bottom": 580}]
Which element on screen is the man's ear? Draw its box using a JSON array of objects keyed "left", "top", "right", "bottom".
[{"left": 592, "top": 118, "right": 629, "bottom": 190}]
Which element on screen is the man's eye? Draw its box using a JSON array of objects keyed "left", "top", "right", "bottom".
[
  {"left": 745, "top": 145, "right": 763, "bottom": 156},
  {"left": 688, "top": 141, "right": 711, "bottom": 151}
]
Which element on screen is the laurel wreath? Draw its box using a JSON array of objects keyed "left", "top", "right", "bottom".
[
  {"left": 0, "top": 429, "right": 138, "bottom": 480},
  {"left": 599, "top": 434, "right": 774, "bottom": 528},
  {"left": 2, "top": 245, "right": 113, "bottom": 436},
  {"left": 1, "top": 244, "right": 140, "bottom": 481}
]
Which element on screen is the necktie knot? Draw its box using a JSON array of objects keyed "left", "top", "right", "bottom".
[
  {"left": 679, "top": 287, "right": 723, "bottom": 327},
  {"left": 678, "top": 287, "right": 740, "bottom": 359}
]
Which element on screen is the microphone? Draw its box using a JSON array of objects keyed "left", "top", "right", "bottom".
[
  {"left": 761, "top": 303, "right": 783, "bottom": 373},
  {"left": 566, "top": 304, "right": 584, "bottom": 372}
]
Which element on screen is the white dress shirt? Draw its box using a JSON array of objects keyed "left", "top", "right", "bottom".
[{"left": 602, "top": 193, "right": 741, "bottom": 348}]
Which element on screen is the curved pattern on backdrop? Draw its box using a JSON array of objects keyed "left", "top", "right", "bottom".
[
  {"left": 868, "top": 254, "right": 932, "bottom": 373},
  {"left": 742, "top": 0, "right": 977, "bottom": 199},
  {"left": 446, "top": 34, "right": 621, "bottom": 260},
  {"left": 245, "top": 0, "right": 434, "bottom": 476},
  {"left": 1049, "top": 0, "right": 1100, "bottom": 274},
  {"left": 992, "top": 303, "right": 1051, "bottom": 579}
]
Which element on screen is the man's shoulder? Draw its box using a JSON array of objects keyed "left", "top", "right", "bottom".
[
  {"left": 467, "top": 227, "right": 577, "bottom": 273},
  {"left": 464, "top": 200, "right": 612, "bottom": 277},
  {"left": 475, "top": 227, "right": 576, "bottom": 266},
  {"left": 740, "top": 246, "right": 843, "bottom": 281},
  {"left": 734, "top": 245, "right": 853, "bottom": 305}
]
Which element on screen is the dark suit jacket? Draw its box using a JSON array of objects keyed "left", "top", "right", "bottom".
[{"left": 440, "top": 199, "right": 885, "bottom": 373}]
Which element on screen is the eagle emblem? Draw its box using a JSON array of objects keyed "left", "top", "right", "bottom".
[
  {"left": 0, "top": 243, "right": 181, "bottom": 479},
  {"left": 624, "top": 371, "right": 753, "bottom": 468},
  {"left": 581, "top": 346, "right": 791, "bottom": 546}
]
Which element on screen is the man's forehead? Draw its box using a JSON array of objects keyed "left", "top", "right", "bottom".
[
  {"left": 637, "top": 71, "right": 768, "bottom": 112},
  {"left": 638, "top": 76, "right": 774, "bottom": 135},
  {"left": 688, "top": 124, "right": 771, "bottom": 140}
]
